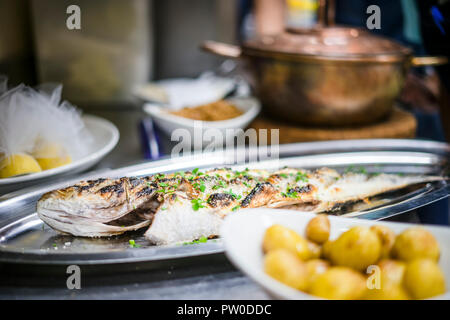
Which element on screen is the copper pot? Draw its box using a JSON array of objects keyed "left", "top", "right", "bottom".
[{"left": 202, "top": 27, "right": 447, "bottom": 126}]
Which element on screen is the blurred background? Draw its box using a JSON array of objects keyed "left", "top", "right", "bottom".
[{"left": 0, "top": 0, "right": 449, "bottom": 222}]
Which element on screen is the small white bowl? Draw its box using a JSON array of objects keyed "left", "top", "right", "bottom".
[
  {"left": 143, "top": 97, "right": 260, "bottom": 148},
  {"left": 221, "top": 208, "right": 450, "bottom": 300}
]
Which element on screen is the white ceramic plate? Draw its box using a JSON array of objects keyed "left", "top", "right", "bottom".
[
  {"left": 143, "top": 97, "right": 261, "bottom": 148},
  {"left": 0, "top": 115, "right": 119, "bottom": 193},
  {"left": 221, "top": 209, "right": 450, "bottom": 300}
]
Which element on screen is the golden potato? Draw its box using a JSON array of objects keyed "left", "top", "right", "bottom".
[
  {"left": 376, "top": 259, "right": 406, "bottom": 286},
  {"left": 370, "top": 225, "right": 395, "bottom": 259},
  {"left": 305, "top": 259, "right": 329, "bottom": 289},
  {"left": 264, "top": 249, "right": 308, "bottom": 291},
  {"left": 33, "top": 143, "right": 72, "bottom": 170},
  {"left": 392, "top": 227, "right": 440, "bottom": 262},
  {"left": 364, "top": 282, "right": 410, "bottom": 300},
  {"left": 403, "top": 259, "right": 446, "bottom": 299},
  {"left": 328, "top": 226, "right": 381, "bottom": 271},
  {"left": 309, "top": 267, "right": 367, "bottom": 300},
  {"left": 262, "top": 224, "right": 310, "bottom": 260},
  {"left": 307, "top": 240, "right": 322, "bottom": 260},
  {"left": 305, "top": 214, "right": 330, "bottom": 244},
  {"left": 321, "top": 240, "right": 334, "bottom": 260}
]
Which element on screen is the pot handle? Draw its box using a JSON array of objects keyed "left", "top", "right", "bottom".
[
  {"left": 201, "top": 41, "right": 242, "bottom": 59},
  {"left": 411, "top": 56, "right": 448, "bottom": 67}
]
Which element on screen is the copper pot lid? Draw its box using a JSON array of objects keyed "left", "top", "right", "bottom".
[{"left": 243, "top": 27, "right": 413, "bottom": 62}]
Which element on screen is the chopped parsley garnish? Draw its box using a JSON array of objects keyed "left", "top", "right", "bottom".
[
  {"left": 193, "top": 182, "right": 206, "bottom": 193},
  {"left": 232, "top": 205, "right": 240, "bottom": 211},
  {"left": 192, "top": 168, "right": 204, "bottom": 176},
  {"left": 175, "top": 171, "right": 185, "bottom": 178},
  {"left": 243, "top": 181, "right": 252, "bottom": 188},
  {"left": 158, "top": 182, "right": 169, "bottom": 187},
  {"left": 154, "top": 173, "right": 165, "bottom": 180},
  {"left": 225, "top": 189, "right": 241, "bottom": 200},
  {"left": 345, "top": 165, "right": 368, "bottom": 174},
  {"left": 183, "top": 236, "right": 208, "bottom": 245},
  {"left": 129, "top": 240, "right": 141, "bottom": 248},
  {"left": 282, "top": 187, "right": 299, "bottom": 198},
  {"left": 212, "top": 180, "right": 227, "bottom": 190},
  {"left": 191, "top": 198, "right": 206, "bottom": 211},
  {"left": 295, "top": 171, "right": 309, "bottom": 182},
  {"left": 279, "top": 173, "right": 288, "bottom": 178}
]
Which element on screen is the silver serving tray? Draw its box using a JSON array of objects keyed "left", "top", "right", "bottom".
[{"left": 0, "top": 139, "right": 449, "bottom": 266}]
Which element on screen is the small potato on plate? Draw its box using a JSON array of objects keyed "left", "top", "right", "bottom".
[
  {"left": 363, "top": 282, "right": 410, "bottom": 300},
  {"left": 305, "top": 214, "right": 330, "bottom": 244},
  {"left": 305, "top": 259, "right": 329, "bottom": 289},
  {"left": 403, "top": 258, "right": 446, "bottom": 299},
  {"left": 328, "top": 226, "right": 381, "bottom": 272},
  {"left": 392, "top": 227, "right": 440, "bottom": 262},
  {"left": 370, "top": 225, "right": 396, "bottom": 259},
  {"left": 262, "top": 224, "right": 310, "bottom": 260},
  {"left": 377, "top": 259, "right": 406, "bottom": 286},
  {"left": 264, "top": 249, "right": 309, "bottom": 291},
  {"left": 309, "top": 267, "right": 367, "bottom": 300},
  {"left": 306, "top": 240, "right": 322, "bottom": 260}
]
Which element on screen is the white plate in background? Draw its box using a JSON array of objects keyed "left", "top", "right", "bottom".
[
  {"left": 221, "top": 208, "right": 450, "bottom": 300},
  {"left": 0, "top": 115, "right": 119, "bottom": 194},
  {"left": 143, "top": 97, "right": 261, "bottom": 148}
]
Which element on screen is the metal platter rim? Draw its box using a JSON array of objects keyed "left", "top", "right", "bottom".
[
  {"left": 0, "top": 139, "right": 448, "bottom": 266},
  {"left": 0, "top": 241, "right": 225, "bottom": 265}
]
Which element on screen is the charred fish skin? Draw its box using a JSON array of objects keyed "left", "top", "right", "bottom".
[
  {"left": 37, "top": 176, "right": 158, "bottom": 237},
  {"left": 37, "top": 178, "right": 130, "bottom": 222}
]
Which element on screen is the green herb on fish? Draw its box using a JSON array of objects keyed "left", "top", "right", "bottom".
[
  {"left": 191, "top": 198, "right": 206, "bottom": 211},
  {"left": 296, "top": 171, "right": 309, "bottom": 182},
  {"left": 129, "top": 239, "right": 141, "bottom": 248}
]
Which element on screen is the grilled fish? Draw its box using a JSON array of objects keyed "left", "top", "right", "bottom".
[{"left": 37, "top": 167, "right": 442, "bottom": 244}]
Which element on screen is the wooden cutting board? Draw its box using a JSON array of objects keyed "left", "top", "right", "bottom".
[{"left": 249, "top": 108, "right": 416, "bottom": 144}]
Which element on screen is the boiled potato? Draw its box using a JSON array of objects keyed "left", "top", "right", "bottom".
[
  {"left": 33, "top": 143, "right": 72, "bottom": 170},
  {"left": 309, "top": 267, "right": 367, "bottom": 300},
  {"left": 328, "top": 226, "right": 381, "bottom": 271},
  {"left": 37, "top": 156, "right": 72, "bottom": 170},
  {"left": 305, "top": 259, "right": 329, "bottom": 289},
  {"left": 0, "top": 154, "right": 42, "bottom": 178},
  {"left": 262, "top": 224, "right": 310, "bottom": 260},
  {"left": 307, "top": 240, "right": 322, "bottom": 260},
  {"left": 392, "top": 227, "right": 440, "bottom": 262},
  {"left": 264, "top": 249, "right": 308, "bottom": 291},
  {"left": 377, "top": 259, "right": 406, "bottom": 286},
  {"left": 403, "top": 259, "right": 445, "bottom": 299},
  {"left": 370, "top": 225, "right": 395, "bottom": 259},
  {"left": 364, "top": 282, "right": 410, "bottom": 300},
  {"left": 305, "top": 214, "right": 330, "bottom": 244},
  {"left": 321, "top": 240, "right": 334, "bottom": 260}
]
